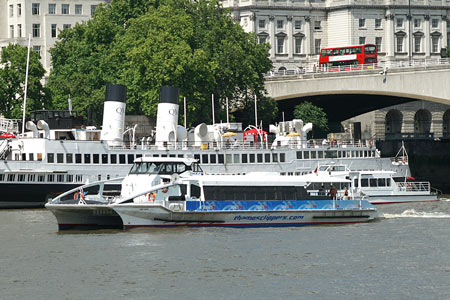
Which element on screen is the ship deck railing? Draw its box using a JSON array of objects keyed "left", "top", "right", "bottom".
[
  {"left": 117, "top": 139, "right": 377, "bottom": 151},
  {"left": 396, "top": 181, "right": 430, "bottom": 192}
]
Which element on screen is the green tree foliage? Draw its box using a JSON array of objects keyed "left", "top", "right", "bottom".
[
  {"left": 47, "top": 0, "right": 276, "bottom": 127},
  {"left": 293, "top": 101, "right": 329, "bottom": 138},
  {"left": 0, "top": 44, "right": 50, "bottom": 118}
]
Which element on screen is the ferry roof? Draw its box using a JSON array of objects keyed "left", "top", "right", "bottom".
[{"left": 133, "top": 157, "right": 198, "bottom": 165}]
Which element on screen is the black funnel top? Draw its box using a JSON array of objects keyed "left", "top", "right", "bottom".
[
  {"left": 159, "top": 86, "right": 179, "bottom": 104},
  {"left": 105, "top": 84, "right": 127, "bottom": 103}
]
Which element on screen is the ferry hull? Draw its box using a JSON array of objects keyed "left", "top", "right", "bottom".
[
  {"left": 113, "top": 200, "right": 378, "bottom": 229},
  {"left": 368, "top": 194, "right": 439, "bottom": 205},
  {"left": 45, "top": 204, "right": 123, "bottom": 230}
]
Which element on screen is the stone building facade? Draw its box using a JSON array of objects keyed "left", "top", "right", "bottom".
[
  {"left": 222, "top": 0, "right": 450, "bottom": 70},
  {"left": 0, "top": 0, "right": 105, "bottom": 74}
]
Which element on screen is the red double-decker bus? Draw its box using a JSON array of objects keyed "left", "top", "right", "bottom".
[{"left": 319, "top": 44, "right": 377, "bottom": 70}]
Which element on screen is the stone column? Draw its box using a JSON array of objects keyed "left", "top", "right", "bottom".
[
  {"left": 385, "top": 13, "right": 395, "bottom": 59},
  {"left": 269, "top": 15, "right": 275, "bottom": 59},
  {"left": 287, "top": 16, "right": 293, "bottom": 60},
  {"left": 424, "top": 15, "right": 431, "bottom": 57},
  {"left": 305, "top": 16, "right": 311, "bottom": 59},
  {"left": 441, "top": 16, "right": 448, "bottom": 48},
  {"left": 407, "top": 14, "right": 412, "bottom": 59}
]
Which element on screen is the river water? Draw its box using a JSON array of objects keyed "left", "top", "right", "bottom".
[{"left": 1, "top": 197, "right": 449, "bottom": 300}]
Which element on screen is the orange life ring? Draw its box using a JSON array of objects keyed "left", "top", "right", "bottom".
[
  {"left": 161, "top": 187, "right": 169, "bottom": 193},
  {"left": 147, "top": 193, "right": 155, "bottom": 202},
  {"left": 74, "top": 191, "right": 84, "bottom": 201}
]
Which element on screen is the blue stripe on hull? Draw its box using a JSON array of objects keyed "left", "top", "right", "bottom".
[{"left": 123, "top": 220, "right": 369, "bottom": 229}]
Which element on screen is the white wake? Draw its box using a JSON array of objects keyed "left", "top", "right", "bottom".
[{"left": 383, "top": 209, "right": 450, "bottom": 219}]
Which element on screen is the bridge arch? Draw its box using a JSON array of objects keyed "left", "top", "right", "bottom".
[
  {"left": 385, "top": 109, "right": 403, "bottom": 134},
  {"left": 414, "top": 109, "right": 432, "bottom": 134},
  {"left": 443, "top": 109, "right": 450, "bottom": 136}
]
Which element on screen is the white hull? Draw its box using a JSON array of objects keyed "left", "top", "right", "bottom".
[{"left": 368, "top": 194, "right": 439, "bottom": 204}]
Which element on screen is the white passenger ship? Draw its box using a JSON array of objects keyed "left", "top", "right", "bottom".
[{"left": 0, "top": 85, "right": 410, "bottom": 208}]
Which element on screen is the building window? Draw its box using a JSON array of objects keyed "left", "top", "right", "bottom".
[
  {"left": 414, "top": 18, "right": 421, "bottom": 28},
  {"left": 10, "top": 25, "right": 14, "bottom": 38},
  {"left": 32, "top": 46, "right": 41, "bottom": 57},
  {"left": 277, "top": 37, "right": 284, "bottom": 54},
  {"left": 396, "top": 18, "right": 403, "bottom": 28},
  {"left": 32, "top": 3, "right": 40, "bottom": 15},
  {"left": 75, "top": 4, "right": 82, "bottom": 15},
  {"left": 314, "top": 20, "right": 321, "bottom": 30},
  {"left": 376, "top": 37, "right": 382, "bottom": 52},
  {"left": 396, "top": 36, "right": 403, "bottom": 52},
  {"left": 295, "top": 38, "right": 302, "bottom": 54},
  {"left": 63, "top": 24, "right": 71, "bottom": 29},
  {"left": 51, "top": 24, "right": 57, "bottom": 37},
  {"left": 432, "top": 36, "right": 439, "bottom": 53},
  {"left": 359, "top": 37, "right": 366, "bottom": 45},
  {"left": 375, "top": 18, "right": 381, "bottom": 28},
  {"left": 277, "top": 20, "right": 284, "bottom": 29},
  {"left": 259, "top": 19, "right": 265, "bottom": 28},
  {"left": 32, "top": 24, "right": 40, "bottom": 37},
  {"left": 314, "top": 39, "right": 321, "bottom": 54},
  {"left": 359, "top": 19, "right": 365, "bottom": 28},
  {"left": 295, "top": 20, "right": 301, "bottom": 29},
  {"left": 91, "top": 5, "right": 97, "bottom": 16},
  {"left": 414, "top": 36, "right": 421, "bottom": 52},
  {"left": 9, "top": 4, "right": 13, "bottom": 17},
  {"left": 17, "top": 4, "right": 21, "bottom": 16},
  {"left": 18, "top": 24, "right": 22, "bottom": 37},
  {"left": 432, "top": 19, "right": 439, "bottom": 28},
  {"left": 258, "top": 36, "right": 266, "bottom": 44},
  {"left": 61, "top": 4, "right": 69, "bottom": 14},
  {"left": 49, "top": 3, "right": 56, "bottom": 14}
]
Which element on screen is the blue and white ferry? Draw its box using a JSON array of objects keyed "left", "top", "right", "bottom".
[{"left": 46, "top": 157, "right": 378, "bottom": 230}]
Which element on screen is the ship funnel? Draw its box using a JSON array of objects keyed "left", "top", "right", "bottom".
[
  {"left": 155, "top": 86, "right": 180, "bottom": 147},
  {"left": 100, "top": 84, "right": 127, "bottom": 146},
  {"left": 26, "top": 121, "right": 39, "bottom": 138},
  {"left": 37, "top": 120, "right": 50, "bottom": 139}
]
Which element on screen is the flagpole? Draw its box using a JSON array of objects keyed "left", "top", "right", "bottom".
[
  {"left": 226, "top": 97, "right": 229, "bottom": 124},
  {"left": 211, "top": 94, "right": 215, "bottom": 124},
  {"left": 183, "top": 96, "right": 187, "bottom": 128},
  {"left": 254, "top": 94, "right": 258, "bottom": 127},
  {"left": 21, "top": 34, "right": 32, "bottom": 135}
]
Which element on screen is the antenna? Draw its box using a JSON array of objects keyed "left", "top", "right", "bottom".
[{"left": 21, "top": 34, "right": 32, "bottom": 136}]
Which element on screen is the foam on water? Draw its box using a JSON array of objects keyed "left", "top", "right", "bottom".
[{"left": 383, "top": 209, "right": 450, "bottom": 219}]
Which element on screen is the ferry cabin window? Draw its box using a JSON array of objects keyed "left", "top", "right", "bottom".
[
  {"left": 136, "top": 154, "right": 143, "bottom": 160},
  {"left": 257, "top": 153, "right": 263, "bottom": 163},
  {"left": 226, "top": 154, "right": 232, "bottom": 163},
  {"left": 272, "top": 153, "right": 278, "bottom": 162},
  {"left": 311, "top": 151, "right": 316, "bottom": 159},
  {"left": 194, "top": 154, "right": 200, "bottom": 162},
  {"left": 202, "top": 154, "right": 208, "bottom": 164},
  {"left": 27, "top": 174, "right": 35, "bottom": 181},
  {"left": 119, "top": 154, "right": 126, "bottom": 164},
  {"left": 102, "top": 154, "right": 108, "bottom": 164},
  {"left": 280, "top": 153, "right": 285, "bottom": 162},
  {"left": 48, "top": 174, "right": 55, "bottom": 182},
  {"left": 18, "top": 174, "right": 25, "bottom": 182},
  {"left": 325, "top": 151, "right": 337, "bottom": 158},
  {"left": 98, "top": 175, "right": 101, "bottom": 181},
  {"left": 218, "top": 154, "right": 224, "bottom": 164},
  {"left": 242, "top": 154, "right": 248, "bottom": 163},
  {"left": 75, "top": 154, "right": 82, "bottom": 163},
  {"left": 234, "top": 154, "right": 240, "bottom": 163},
  {"left": 210, "top": 154, "right": 216, "bottom": 164},
  {"left": 304, "top": 151, "right": 310, "bottom": 159},
  {"left": 110, "top": 154, "right": 117, "bottom": 164},
  {"left": 57, "top": 153, "right": 64, "bottom": 163},
  {"left": 296, "top": 151, "right": 302, "bottom": 159},
  {"left": 22, "top": 153, "right": 26, "bottom": 161},
  {"left": 93, "top": 154, "right": 99, "bottom": 164},
  {"left": 203, "top": 186, "right": 307, "bottom": 201},
  {"left": 177, "top": 154, "right": 183, "bottom": 158},
  {"left": 0, "top": 174, "right": 4, "bottom": 181},
  {"left": 29, "top": 153, "right": 34, "bottom": 161},
  {"left": 265, "top": 153, "right": 271, "bottom": 162},
  {"left": 169, "top": 154, "right": 176, "bottom": 158},
  {"left": 67, "top": 175, "right": 73, "bottom": 182},
  {"left": 37, "top": 153, "right": 42, "bottom": 161},
  {"left": 7, "top": 174, "right": 15, "bottom": 181},
  {"left": 378, "top": 178, "right": 387, "bottom": 186},
  {"left": 66, "top": 154, "right": 73, "bottom": 163},
  {"left": 84, "top": 154, "right": 91, "bottom": 164},
  {"left": 75, "top": 175, "right": 83, "bottom": 182},
  {"left": 48, "top": 153, "right": 54, "bottom": 163},
  {"left": 369, "top": 178, "right": 377, "bottom": 187},
  {"left": 361, "top": 178, "right": 369, "bottom": 187},
  {"left": 250, "top": 154, "right": 255, "bottom": 163},
  {"left": 38, "top": 175, "right": 45, "bottom": 182},
  {"left": 57, "top": 175, "right": 64, "bottom": 182},
  {"left": 127, "top": 154, "right": 134, "bottom": 164}
]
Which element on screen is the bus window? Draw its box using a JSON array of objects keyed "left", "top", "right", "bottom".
[
  {"left": 365, "top": 58, "right": 377, "bottom": 63},
  {"left": 321, "top": 50, "right": 327, "bottom": 56},
  {"left": 364, "top": 45, "right": 377, "bottom": 54},
  {"left": 327, "top": 49, "right": 332, "bottom": 56},
  {"left": 339, "top": 48, "right": 345, "bottom": 55},
  {"left": 332, "top": 49, "right": 339, "bottom": 55},
  {"left": 356, "top": 47, "right": 362, "bottom": 54},
  {"left": 346, "top": 48, "right": 351, "bottom": 54}
]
